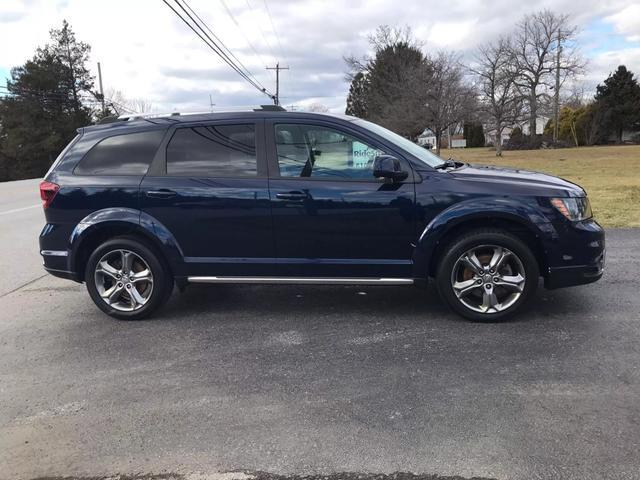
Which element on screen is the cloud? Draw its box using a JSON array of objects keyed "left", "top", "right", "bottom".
[
  {"left": 0, "top": 11, "right": 25, "bottom": 23},
  {"left": 584, "top": 47, "right": 640, "bottom": 92},
  {"left": 0, "top": 0, "right": 639, "bottom": 114},
  {"left": 605, "top": 4, "right": 640, "bottom": 42}
]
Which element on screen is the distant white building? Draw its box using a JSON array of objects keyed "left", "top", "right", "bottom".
[
  {"left": 417, "top": 131, "right": 436, "bottom": 148},
  {"left": 521, "top": 117, "right": 548, "bottom": 136},
  {"left": 417, "top": 125, "right": 465, "bottom": 149},
  {"left": 484, "top": 126, "right": 514, "bottom": 146}
]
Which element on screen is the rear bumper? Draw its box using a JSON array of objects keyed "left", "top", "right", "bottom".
[
  {"left": 44, "top": 265, "right": 80, "bottom": 282},
  {"left": 40, "top": 248, "right": 81, "bottom": 282}
]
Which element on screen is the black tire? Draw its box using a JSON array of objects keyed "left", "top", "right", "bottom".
[
  {"left": 85, "top": 236, "right": 173, "bottom": 320},
  {"left": 436, "top": 228, "right": 539, "bottom": 322}
]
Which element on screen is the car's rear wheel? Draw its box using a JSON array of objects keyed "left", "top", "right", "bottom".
[
  {"left": 85, "top": 237, "right": 173, "bottom": 320},
  {"left": 436, "top": 229, "right": 539, "bottom": 321}
]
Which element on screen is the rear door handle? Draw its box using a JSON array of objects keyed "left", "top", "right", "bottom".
[
  {"left": 146, "top": 189, "right": 177, "bottom": 198},
  {"left": 275, "top": 191, "right": 308, "bottom": 200}
]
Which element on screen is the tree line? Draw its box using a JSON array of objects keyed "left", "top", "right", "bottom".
[
  {"left": 346, "top": 11, "right": 640, "bottom": 156},
  {"left": 2, "top": 14, "right": 640, "bottom": 181}
]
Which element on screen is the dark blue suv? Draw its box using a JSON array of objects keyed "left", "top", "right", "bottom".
[{"left": 39, "top": 108, "right": 605, "bottom": 321}]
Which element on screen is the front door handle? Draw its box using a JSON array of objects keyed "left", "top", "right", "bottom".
[
  {"left": 146, "top": 189, "right": 177, "bottom": 198},
  {"left": 275, "top": 191, "right": 308, "bottom": 201}
]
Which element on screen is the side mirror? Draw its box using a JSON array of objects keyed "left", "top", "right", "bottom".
[{"left": 373, "top": 155, "right": 408, "bottom": 182}]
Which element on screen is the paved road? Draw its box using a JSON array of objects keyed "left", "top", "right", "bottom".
[
  {"left": 0, "top": 178, "right": 45, "bottom": 296},
  {"left": 1, "top": 179, "right": 639, "bottom": 480}
]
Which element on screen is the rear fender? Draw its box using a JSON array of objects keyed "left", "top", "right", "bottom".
[{"left": 69, "top": 208, "right": 184, "bottom": 277}]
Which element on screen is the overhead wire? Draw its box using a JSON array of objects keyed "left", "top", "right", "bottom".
[
  {"left": 219, "top": 0, "right": 274, "bottom": 76},
  {"left": 244, "top": 0, "right": 277, "bottom": 61},
  {"left": 262, "top": 0, "right": 286, "bottom": 62},
  {"left": 163, "top": 0, "right": 274, "bottom": 99},
  {"left": 178, "top": 0, "right": 265, "bottom": 88}
]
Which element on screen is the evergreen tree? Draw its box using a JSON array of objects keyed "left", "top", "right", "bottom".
[
  {"left": 594, "top": 65, "right": 640, "bottom": 144},
  {"left": 345, "top": 72, "right": 369, "bottom": 118},
  {"left": 344, "top": 26, "right": 427, "bottom": 140},
  {"left": 0, "top": 20, "right": 94, "bottom": 180},
  {"left": 464, "top": 123, "right": 485, "bottom": 147}
]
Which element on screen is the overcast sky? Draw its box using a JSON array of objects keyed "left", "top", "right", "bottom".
[{"left": 1, "top": 0, "right": 639, "bottom": 113}]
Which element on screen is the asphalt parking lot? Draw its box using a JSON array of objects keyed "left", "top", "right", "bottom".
[{"left": 1, "top": 180, "right": 639, "bottom": 480}]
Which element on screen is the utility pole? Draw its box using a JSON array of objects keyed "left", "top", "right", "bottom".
[
  {"left": 553, "top": 29, "right": 562, "bottom": 142},
  {"left": 97, "top": 62, "right": 105, "bottom": 116},
  {"left": 266, "top": 62, "right": 289, "bottom": 106},
  {"left": 209, "top": 94, "right": 215, "bottom": 112}
]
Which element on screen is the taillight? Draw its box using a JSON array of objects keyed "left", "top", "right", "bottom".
[{"left": 39, "top": 180, "right": 60, "bottom": 208}]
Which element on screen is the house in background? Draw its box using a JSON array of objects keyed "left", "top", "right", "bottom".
[
  {"left": 484, "top": 126, "right": 514, "bottom": 146},
  {"left": 521, "top": 117, "right": 548, "bottom": 136},
  {"left": 416, "top": 130, "right": 437, "bottom": 148},
  {"left": 416, "top": 125, "right": 465, "bottom": 149}
]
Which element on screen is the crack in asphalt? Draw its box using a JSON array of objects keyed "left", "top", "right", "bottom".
[
  {"left": 0, "top": 273, "right": 49, "bottom": 299},
  {"left": 30, "top": 472, "right": 498, "bottom": 480}
]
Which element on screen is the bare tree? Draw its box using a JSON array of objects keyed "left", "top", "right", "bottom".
[
  {"left": 130, "top": 98, "right": 154, "bottom": 114},
  {"left": 422, "top": 51, "right": 476, "bottom": 155},
  {"left": 509, "top": 9, "right": 584, "bottom": 138},
  {"left": 104, "top": 88, "right": 154, "bottom": 115},
  {"left": 306, "top": 102, "right": 330, "bottom": 113},
  {"left": 471, "top": 38, "right": 524, "bottom": 156}
]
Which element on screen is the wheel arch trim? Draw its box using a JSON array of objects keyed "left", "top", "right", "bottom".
[
  {"left": 68, "top": 208, "right": 184, "bottom": 279},
  {"left": 412, "top": 197, "right": 557, "bottom": 278}
]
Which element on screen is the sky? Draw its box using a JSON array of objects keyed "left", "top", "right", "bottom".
[{"left": 0, "top": 0, "right": 639, "bottom": 114}]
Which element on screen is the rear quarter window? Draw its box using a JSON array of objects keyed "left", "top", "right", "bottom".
[
  {"left": 74, "top": 130, "right": 165, "bottom": 176},
  {"left": 166, "top": 124, "right": 257, "bottom": 177}
]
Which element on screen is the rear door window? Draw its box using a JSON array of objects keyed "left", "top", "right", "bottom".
[
  {"left": 74, "top": 130, "right": 165, "bottom": 176},
  {"left": 166, "top": 124, "right": 257, "bottom": 177}
]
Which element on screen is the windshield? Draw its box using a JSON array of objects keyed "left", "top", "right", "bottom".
[{"left": 354, "top": 119, "right": 446, "bottom": 168}]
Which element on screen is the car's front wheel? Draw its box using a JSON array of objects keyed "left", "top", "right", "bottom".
[
  {"left": 436, "top": 229, "right": 539, "bottom": 321},
  {"left": 85, "top": 237, "right": 173, "bottom": 320}
]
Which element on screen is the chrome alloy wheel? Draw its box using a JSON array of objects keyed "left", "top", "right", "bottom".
[
  {"left": 94, "top": 249, "right": 154, "bottom": 312},
  {"left": 450, "top": 245, "right": 526, "bottom": 314}
]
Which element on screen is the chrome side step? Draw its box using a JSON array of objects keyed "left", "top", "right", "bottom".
[{"left": 187, "top": 276, "right": 414, "bottom": 285}]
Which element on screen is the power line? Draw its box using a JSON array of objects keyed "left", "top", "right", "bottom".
[
  {"left": 244, "top": 0, "right": 277, "bottom": 61},
  {"left": 107, "top": 99, "right": 136, "bottom": 115},
  {"left": 263, "top": 0, "right": 286, "bottom": 62},
  {"left": 0, "top": 85, "right": 69, "bottom": 97},
  {"left": 0, "top": 85, "right": 137, "bottom": 118},
  {"left": 173, "top": 0, "right": 263, "bottom": 89},
  {"left": 178, "top": 0, "right": 265, "bottom": 88},
  {"left": 167, "top": 0, "right": 255, "bottom": 87},
  {"left": 163, "top": 0, "right": 274, "bottom": 99},
  {"left": 219, "top": 0, "right": 273, "bottom": 74}
]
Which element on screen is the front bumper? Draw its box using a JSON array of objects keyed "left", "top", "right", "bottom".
[
  {"left": 545, "top": 258, "right": 604, "bottom": 289},
  {"left": 544, "top": 218, "right": 605, "bottom": 289}
]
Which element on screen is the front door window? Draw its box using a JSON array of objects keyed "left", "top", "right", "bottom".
[{"left": 274, "top": 124, "right": 387, "bottom": 180}]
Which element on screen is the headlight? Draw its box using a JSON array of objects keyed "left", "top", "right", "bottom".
[{"left": 550, "top": 197, "right": 592, "bottom": 221}]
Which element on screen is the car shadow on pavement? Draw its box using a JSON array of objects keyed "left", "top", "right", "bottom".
[{"left": 155, "top": 280, "right": 596, "bottom": 325}]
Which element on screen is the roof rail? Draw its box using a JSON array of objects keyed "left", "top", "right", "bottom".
[{"left": 116, "top": 105, "right": 286, "bottom": 121}]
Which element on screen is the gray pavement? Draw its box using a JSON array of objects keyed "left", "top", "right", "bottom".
[
  {"left": 1, "top": 179, "right": 639, "bottom": 480},
  {"left": 0, "top": 178, "right": 45, "bottom": 296}
]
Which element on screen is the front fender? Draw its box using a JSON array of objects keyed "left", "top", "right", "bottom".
[
  {"left": 413, "top": 197, "right": 557, "bottom": 277},
  {"left": 69, "top": 208, "right": 184, "bottom": 276}
]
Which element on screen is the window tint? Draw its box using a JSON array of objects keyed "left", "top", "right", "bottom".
[
  {"left": 74, "top": 130, "right": 164, "bottom": 176},
  {"left": 166, "top": 124, "right": 257, "bottom": 177},
  {"left": 275, "top": 124, "right": 386, "bottom": 180}
]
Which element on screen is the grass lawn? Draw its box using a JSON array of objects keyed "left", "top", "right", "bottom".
[{"left": 440, "top": 145, "right": 640, "bottom": 228}]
